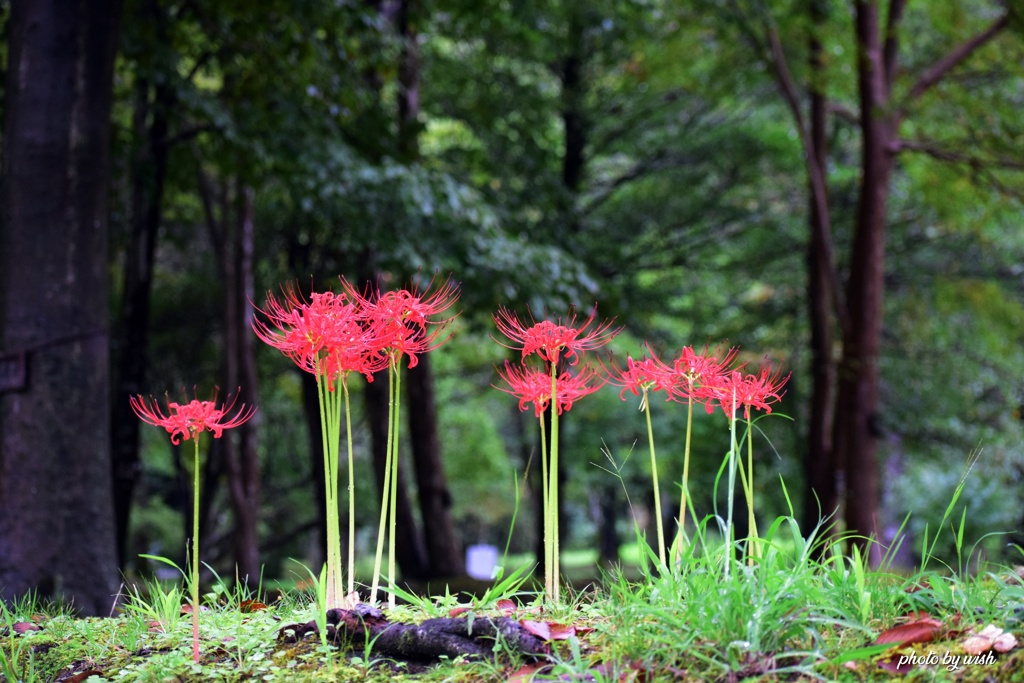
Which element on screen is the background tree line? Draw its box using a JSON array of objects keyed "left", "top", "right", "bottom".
[{"left": 1, "top": 0, "right": 1023, "bottom": 615}]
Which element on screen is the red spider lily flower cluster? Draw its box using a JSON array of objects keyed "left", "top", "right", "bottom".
[
  {"left": 603, "top": 344, "right": 677, "bottom": 401},
  {"left": 670, "top": 344, "right": 742, "bottom": 410},
  {"left": 607, "top": 342, "right": 789, "bottom": 420},
  {"left": 493, "top": 306, "right": 620, "bottom": 366},
  {"left": 492, "top": 304, "right": 620, "bottom": 603},
  {"left": 493, "top": 305, "right": 619, "bottom": 413},
  {"left": 496, "top": 361, "right": 604, "bottom": 417},
  {"left": 356, "top": 276, "right": 460, "bottom": 369},
  {"left": 130, "top": 389, "right": 256, "bottom": 445},
  {"left": 253, "top": 275, "right": 459, "bottom": 384},
  {"left": 710, "top": 363, "right": 791, "bottom": 420}
]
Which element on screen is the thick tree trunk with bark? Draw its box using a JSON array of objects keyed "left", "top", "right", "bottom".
[{"left": 0, "top": 0, "right": 123, "bottom": 615}]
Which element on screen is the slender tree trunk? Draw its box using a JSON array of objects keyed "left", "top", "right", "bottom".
[
  {"left": 111, "top": 9, "right": 174, "bottom": 565},
  {"left": 389, "top": 0, "right": 463, "bottom": 578},
  {"left": 803, "top": 0, "right": 838, "bottom": 533},
  {"left": 406, "top": 357, "right": 462, "bottom": 576},
  {"left": 300, "top": 370, "right": 330, "bottom": 569},
  {"left": 201, "top": 172, "right": 262, "bottom": 581},
  {"left": 834, "top": 0, "right": 895, "bottom": 562},
  {"left": 221, "top": 185, "right": 262, "bottom": 584},
  {"left": 0, "top": 0, "right": 123, "bottom": 615}
]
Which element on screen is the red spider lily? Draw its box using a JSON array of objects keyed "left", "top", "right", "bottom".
[
  {"left": 670, "top": 344, "right": 742, "bottom": 411},
  {"left": 492, "top": 305, "right": 621, "bottom": 366},
  {"left": 130, "top": 389, "right": 255, "bottom": 445},
  {"left": 711, "top": 362, "right": 790, "bottom": 420},
  {"left": 361, "top": 276, "right": 460, "bottom": 368},
  {"left": 605, "top": 346, "right": 676, "bottom": 401},
  {"left": 495, "top": 361, "right": 605, "bottom": 417},
  {"left": 252, "top": 284, "right": 385, "bottom": 386}
]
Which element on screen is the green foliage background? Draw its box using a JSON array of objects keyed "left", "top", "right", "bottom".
[{"left": 111, "top": 0, "right": 1024, "bottom": 576}]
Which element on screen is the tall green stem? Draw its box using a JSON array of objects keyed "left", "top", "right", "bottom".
[
  {"left": 191, "top": 436, "right": 201, "bottom": 663},
  {"left": 548, "top": 361, "right": 560, "bottom": 604},
  {"left": 343, "top": 379, "right": 355, "bottom": 596},
  {"left": 370, "top": 360, "right": 397, "bottom": 605},
  {"left": 744, "top": 415, "right": 759, "bottom": 563},
  {"left": 674, "top": 395, "right": 694, "bottom": 567},
  {"left": 643, "top": 390, "right": 666, "bottom": 566},
  {"left": 724, "top": 389, "right": 737, "bottom": 580},
  {"left": 316, "top": 364, "right": 344, "bottom": 608},
  {"left": 538, "top": 413, "right": 551, "bottom": 602},
  {"left": 388, "top": 361, "right": 402, "bottom": 610}
]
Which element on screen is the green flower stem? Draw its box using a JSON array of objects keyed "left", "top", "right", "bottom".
[
  {"left": 744, "top": 415, "right": 759, "bottom": 563},
  {"left": 538, "top": 413, "right": 551, "bottom": 602},
  {"left": 343, "top": 379, "right": 355, "bottom": 597},
  {"left": 369, "top": 361, "right": 397, "bottom": 605},
  {"left": 724, "top": 389, "right": 738, "bottom": 580},
  {"left": 388, "top": 362, "right": 402, "bottom": 610},
  {"left": 190, "top": 435, "right": 201, "bottom": 663},
  {"left": 643, "top": 390, "right": 666, "bottom": 566},
  {"left": 548, "top": 361, "right": 560, "bottom": 604},
  {"left": 672, "top": 395, "right": 695, "bottom": 568},
  {"left": 316, "top": 365, "right": 344, "bottom": 609}
]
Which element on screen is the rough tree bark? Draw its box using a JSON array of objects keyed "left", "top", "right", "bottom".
[{"left": 0, "top": 0, "right": 123, "bottom": 615}]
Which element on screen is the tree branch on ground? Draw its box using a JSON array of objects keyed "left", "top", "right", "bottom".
[{"left": 278, "top": 606, "right": 549, "bottom": 663}]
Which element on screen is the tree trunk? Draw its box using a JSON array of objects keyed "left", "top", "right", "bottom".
[
  {"left": 221, "top": 185, "right": 262, "bottom": 584},
  {"left": 389, "top": 0, "right": 463, "bottom": 578},
  {"left": 111, "top": 2, "right": 174, "bottom": 566},
  {"left": 406, "top": 357, "right": 463, "bottom": 576},
  {"left": 0, "top": 0, "right": 123, "bottom": 615},
  {"left": 201, "top": 172, "right": 262, "bottom": 581},
  {"left": 300, "top": 370, "right": 330, "bottom": 569},
  {"left": 834, "top": 0, "right": 895, "bottom": 562},
  {"left": 802, "top": 0, "right": 838, "bottom": 534}
]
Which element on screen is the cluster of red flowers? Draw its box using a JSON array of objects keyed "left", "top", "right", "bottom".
[
  {"left": 493, "top": 307, "right": 790, "bottom": 421},
  {"left": 493, "top": 306, "right": 621, "bottom": 415},
  {"left": 607, "top": 343, "right": 790, "bottom": 420},
  {"left": 252, "top": 275, "right": 459, "bottom": 384}
]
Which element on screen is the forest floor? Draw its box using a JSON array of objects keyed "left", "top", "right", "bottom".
[{"left": 4, "top": 526, "right": 1024, "bottom": 683}]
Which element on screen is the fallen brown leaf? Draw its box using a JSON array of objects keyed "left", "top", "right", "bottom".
[{"left": 874, "top": 613, "right": 944, "bottom": 646}]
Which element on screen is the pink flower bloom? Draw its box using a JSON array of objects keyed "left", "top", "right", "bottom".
[
  {"left": 253, "top": 283, "right": 385, "bottom": 386},
  {"left": 360, "top": 275, "right": 460, "bottom": 368},
  {"left": 670, "top": 344, "right": 742, "bottom": 411},
  {"left": 130, "top": 389, "right": 255, "bottom": 445},
  {"left": 495, "top": 361, "right": 604, "bottom": 417},
  {"left": 711, "top": 362, "right": 790, "bottom": 419},
  {"left": 493, "top": 305, "right": 621, "bottom": 366},
  {"left": 605, "top": 346, "right": 676, "bottom": 401}
]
